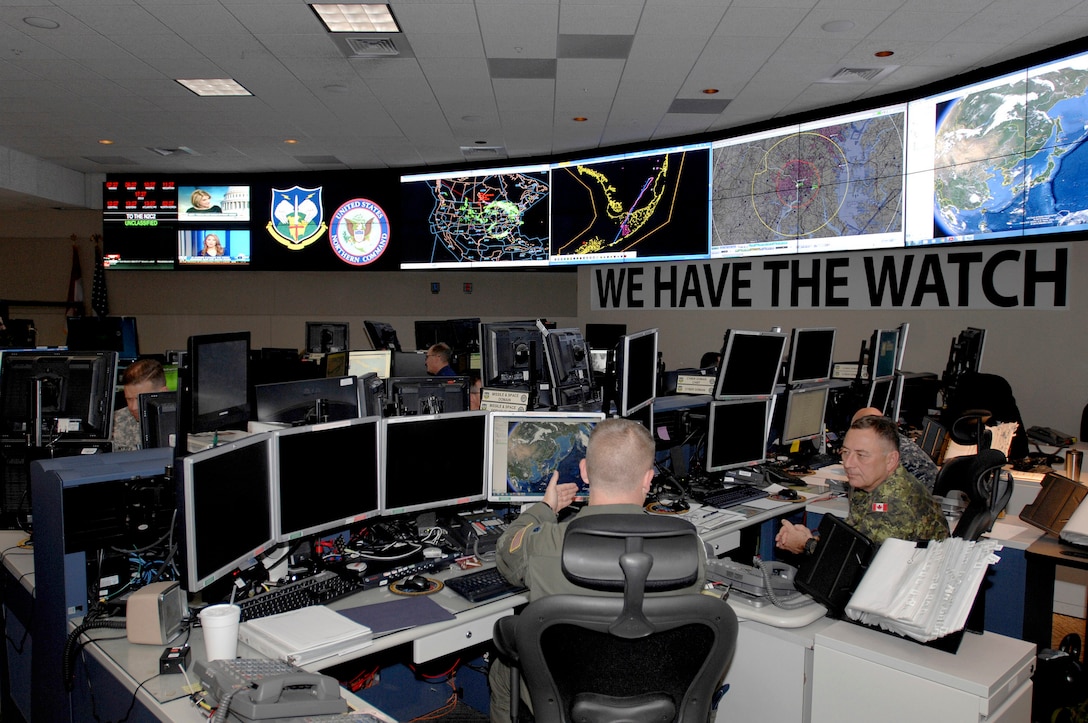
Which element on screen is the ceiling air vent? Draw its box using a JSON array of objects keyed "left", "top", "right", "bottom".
[
  {"left": 345, "top": 37, "right": 399, "bottom": 57},
  {"left": 460, "top": 146, "right": 506, "bottom": 160},
  {"left": 147, "top": 146, "right": 197, "bottom": 157},
  {"left": 817, "top": 66, "right": 898, "bottom": 83}
]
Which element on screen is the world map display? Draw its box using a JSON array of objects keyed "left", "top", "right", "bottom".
[
  {"left": 501, "top": 420, "right": 594, "bottom": 496},
  {"left": 933, "top": 62, "right": 1088, "bottom": 238},
  {"left": 712, "top": 113, "right": 904, "bottom": 253}
]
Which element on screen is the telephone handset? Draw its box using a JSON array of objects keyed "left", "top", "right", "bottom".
[
  {"left": 706, "top": 557, "right": 798, "bottom": 598},
  {"left": 194, "top": 658, "right": 348, "bottom": 720}
]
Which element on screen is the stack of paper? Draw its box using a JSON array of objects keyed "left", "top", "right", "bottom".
[
  {"left": 1060, "top": 494, "right": 1088, "bottom": 547},
  {"left": 844, "top": 537, "right": 1002, "bottom": 642},
  {"left": 237, "top": 605, "right": 372, "bottom": 667}
]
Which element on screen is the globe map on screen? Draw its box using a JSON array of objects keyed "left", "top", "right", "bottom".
[
  {"left": 503, "top": 420, "right": 594, "bottom": 495},
  {"left": 933, "top": 62, "right": 1088, "bottom": 238}
]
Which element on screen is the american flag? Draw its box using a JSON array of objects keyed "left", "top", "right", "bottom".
[{"left": 91, "top": 237, "right": 109, "bottom": 318}]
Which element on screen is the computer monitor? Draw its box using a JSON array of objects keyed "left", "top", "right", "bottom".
[
  {"left": 713, "top": 330, "right": 787, "bottom": 399},
  {"left": 392, "top": 351, "right": 428, "bottom": 377},
  {"left": 944, "top": 326, "right": 986, "bottom": 381},
  {"left": 894, "top": 322, "right": 910, "bottom": 371},
  {"left": 584, "top": 323, "right": 627, "bottom": 351},
  {"left": 869, "top": 329, "right": 900, "bottom": 381},
  {"left": 358, "top": 372, "right": 386, "bottom": 417},
  {"left": 786, "top": 327, "right": 836, "bottom": 385},
  {"left": 272, "top": 417, "right": 381, "bottom": 543},
  {"left": 305, "top": 322, "right": 349, "bottom": 354},
  {"left": 541, "top": 327, "right": 594, "bottom": 407},
  {"left": 386, "top": 376, "right": 470, "bottom": 416},
  {"left": 867, "top": 377, "right": 894, "bottom": 414},
  {"left": 181, "top": 432, "right": 276, "bottom": 594},
  {"left": 706, "top": 397, "right": 772, "bottom": 474},
  {"left": 886, "top": 372, "right": 906, "bottom": 423},
  {"left": 185, "top": 331, "right": 250, "bottom": 434},
  {"left": 324, "top": 351, "right": 347, "bottom": 378},
  {"left": 347, "top": 349, "right": 392, "bottom": 379},
  {"left": 0, "top": 349, "right": 117, "bottom": 442},
  {"left": 363, "top": 320, "right": 402, "bottom": 352},
  {"left": 254, "top": 375, "right": 363, "bottom": 426},
  {"left": 65, "top": 316, "right": 140, "bottom": 362},
  {"left": 479, "top": 321, "right": 545, "bottom": 388},
  {"left": 615, "top": 328, "right": 658, "bottom": 417},
  {"left": 486, "top": 410, "right": 604, "bottom": 504},
  {"left": 780, "top": 385, "right": 830, "bottom": 445},
  {"left": 414, "top": 318, "right": 480, "bottom": 353},
  {"left": 380, "top": 411, "right": 488, "bottom": 516},
  {"left": 138, "top": 391, "right": 177, "bottom": 449}
]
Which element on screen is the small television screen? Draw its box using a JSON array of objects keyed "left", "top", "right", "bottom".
[
  {"left": 347, "top": 350, "right": 392, "bottom": 379},
  {"left": 616, "top": 328, "right": 658, "bottom": 417},
  {"left": 177, "top": 229, "right": 251, "bottom": 266},
  {"left": 186, "top": 331, "right": 250, "bottom": 434},
  {"left": 387, "top": 376, "right": 470, "bottom": 416},
  {"left": 177, "top": 185, "right": 251, "bottom": 222},
  {"left": 706, "top": 397, "right": 772, "bottom": 473},
  {"left": 65, "top": 316, "right": 140, "bottom": 362},
  {"left": 780, "top": 385, "right": 830, "bottom": 444},
  {"left": 0, "top": 350, "right": 117, "bottom": 441},
  {"left": 139, "top": 391, "right": 177, "bottom": 449},
  {"left": 480, "top": 321, "right": 545, "bottom": 388},
  {"left": 306, "top": 322, "right": 349, "bottom": 354},
  {"left": 786, "top": 327, "right": 835, "bottom": 385},
  {"left": 272, "top": 417, "right": 381, "bottom": 543},
  {"left": 181, "top": 432, "right": 275, "bottom": 594},
  {"left": 486, "top": 411, "right": 604, "bottom": 504},
  {"left": 713, "top": 330, "right": 788, "bottom": 399},
  {"left": 254, "top": 376, "right": 363, "bottom": 426},
  {"left": 381, "top": 411, "right": 488, "bottom": 515},
  {"left": 870, "top": 329, "right": 900, "bottom": 380}
]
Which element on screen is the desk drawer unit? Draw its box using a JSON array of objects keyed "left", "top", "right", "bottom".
[{"left": 412, "top": 607, "right": 513, "bottom": 663}]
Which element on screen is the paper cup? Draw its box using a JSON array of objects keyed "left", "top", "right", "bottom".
[{"left": 199, "top": 604, "right": 241, "bottom": 661}]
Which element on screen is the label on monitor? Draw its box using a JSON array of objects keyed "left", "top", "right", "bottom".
[
  {"left": 480, "top": 387, "right": 530, "bottom": 411},
  {"left": 676, "top": 375, "right": 715, "bottom": 395}
]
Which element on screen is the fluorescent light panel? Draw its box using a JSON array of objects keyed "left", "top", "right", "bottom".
[
  {"left": 311, "top": 4, "right": 400, "bottom": 33},
  {"left": 176, "top": 79, "right": 252, "bottom": 97}
]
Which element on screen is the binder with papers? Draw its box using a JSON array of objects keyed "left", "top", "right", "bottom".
[{"left": 237, "top": 605, "right": 373, "bottom": 667}]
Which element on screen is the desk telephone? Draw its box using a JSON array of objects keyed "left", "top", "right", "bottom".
[
  {"left": 706, "top": 558, "right": 798, "bottom": 598},
  {"left": 194, "top": 658, "right": 349, "bottom": 720}
]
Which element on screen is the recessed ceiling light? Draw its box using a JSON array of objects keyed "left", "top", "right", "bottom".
[
  {"left": 875, "top": 50, "right": 895, "bottom": 58},
  {"left": 573, "top": 117, "right": 588, "bottom": 122},
  {"left": 284, "top": 139, "right": 299, "bottom": 145},
  {"left": 702, "top": 88, "right": 720, "bottom": 95},
  {"left": 176, "top": 79, "right": 252, "bottom": 97},
  {"left": 23, "top": 17, "right": 60, "bottom": 29},
  {"left": 311, "top": 4, "right": 400, "bottom": 33},
  {"left": 98, "top": 139, "right": 114, "bottom": 145},
  {"left": 821, "top": 20, "right": 855, "bottom": 32}
]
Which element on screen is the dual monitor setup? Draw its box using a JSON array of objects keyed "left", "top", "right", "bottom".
[{"left": 180, "top": 409, "right": 603, "bottom": 596}]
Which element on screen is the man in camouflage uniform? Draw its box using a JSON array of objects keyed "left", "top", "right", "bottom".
[
  {"left": 854, "top": 406, "right": 938, "bottom": 492},
  {"left": 487, "top": 418, "right": 705, "bottom": 722},
  {"left": 111, "top": 358, "right": 169, "bottom": 452},
  {"left": 776, "top": 414, "right": 949, "bottom": 554}
]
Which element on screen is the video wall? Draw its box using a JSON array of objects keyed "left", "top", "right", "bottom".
[{"left": 103, "top": 42, "right": 1088, "bottom": 272}]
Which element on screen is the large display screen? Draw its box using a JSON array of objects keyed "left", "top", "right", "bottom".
[{"left": 103, "top": 43, "right": 1088, "bottom": 271}]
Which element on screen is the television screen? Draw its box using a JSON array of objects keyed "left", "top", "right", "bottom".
[
  {"left": 713, "top": 330, "right": 788, "bottom": 399},
  {"left": 254, "top": 376, "right": 363, "bottom": 426},
  {"left": 177, "top": 185, "right": 251, "bottom": 222},
  {"left": 181, "top": 432, "right": 275, "bottom": 594},
  {"left": 486, "top": 411, "right": 603, "bottom": 504},
  {"left": 780, "top": 385, "right": 830, "bottom": 444},
  {"left": 616, "top": 328, "right": 658, "bottom": 417},
  {"left": 177, "top": 229, "right": 251, "bottom": 266},
  {"left": 786, "top": 327, "right": 835, "bottom": 385},
  {"left": 399, "top": 165, "right": 551, "bottom": 269},
  {"left": 272, "top": 417, "right": 381, "bottom": 543},
  {"left": 706, "top": 397, "right": 772, "bottom": 473},
  {"left": 186, "top": 331, "right": 250, "bottom": 434},
  {"left": 550, "top": 145, "right": 712, "bottom": 265},
  {"left": 0, "top": 350, "right": 117, "bottom": 442},
  {"left": 381, "top": 411, "right": 488, "bottom": 515}
]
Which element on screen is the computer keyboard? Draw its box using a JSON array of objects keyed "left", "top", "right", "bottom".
[
  {"left": 237, "top": 570, "right": 367, "bottom": 622},
  {"left": 700, "top": 485, "right": 769, "bottom": 509},
  {"left": 445, "top": 567, "right": 526, "bottom": 603}
]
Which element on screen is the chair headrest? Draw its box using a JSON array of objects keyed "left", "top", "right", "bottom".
[
  {"left": 561, "top": 514, "right": 702, "bottom": 593},
  {"left": 949, "top": 410, "right": 993, "bottom": 447}
]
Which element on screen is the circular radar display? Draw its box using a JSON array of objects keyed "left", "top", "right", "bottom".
[{"left": 751, "top": 133, "right": 849, "bottom": 237}]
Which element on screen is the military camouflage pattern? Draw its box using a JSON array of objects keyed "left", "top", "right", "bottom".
[
  {"left": 847, "top": 466, "right": 949, "bottom": 545},
  {"left": 898, "top": 433, "right": 938, "bottom": 492},
  {"left": 111, "top": 408, "right": 141, "bottom": 452}
]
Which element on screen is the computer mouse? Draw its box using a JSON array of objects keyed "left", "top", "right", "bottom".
[
  {"left": 401, "top": 575, "right": 432, "bottom": 593},
  {"left": 778, "top": 487, "right": 800, "bottom": 501}
]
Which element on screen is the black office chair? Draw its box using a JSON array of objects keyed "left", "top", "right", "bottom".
[
  {"left": 932, "top": 410, "right": 1012, "bottom": 541},
  {"left": 492, "top": 514, "right": 738, "bottom": 723}
]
